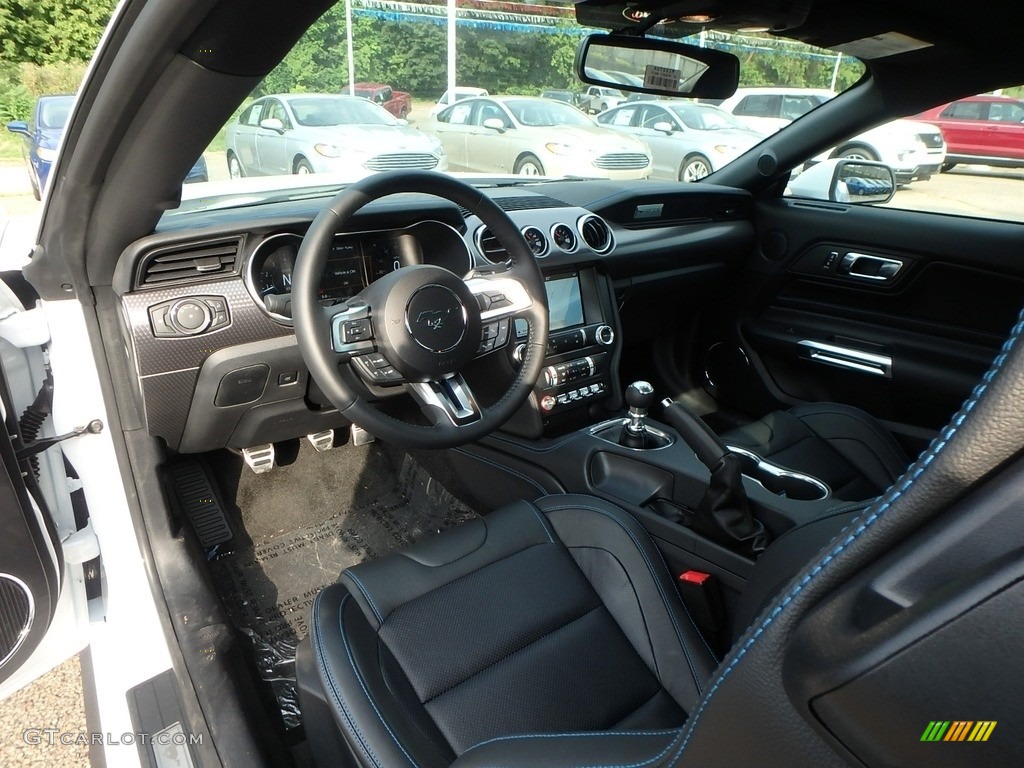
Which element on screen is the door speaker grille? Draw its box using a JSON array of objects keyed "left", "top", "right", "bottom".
[{"left": 0, "top": 574, "right": 33, "bottom": 666}]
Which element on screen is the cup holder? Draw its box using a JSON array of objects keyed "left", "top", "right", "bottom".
[{"left": 727, "top": 446, "right": 830, "bottom": 501}]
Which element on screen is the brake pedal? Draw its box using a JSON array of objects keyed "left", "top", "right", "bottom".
[
  {"left": 307, "top": 429, "right": 335, "bottom": 453},
  {"left": 351, "top": 424, "right": 375, "bottom": 446},
  {"left": 242, "top": 444, "right": 275, "bottom": 474}
]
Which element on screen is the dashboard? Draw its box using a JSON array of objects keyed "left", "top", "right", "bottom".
[{"left": 112, "top": 182, "right": 753, "bottom": 453}]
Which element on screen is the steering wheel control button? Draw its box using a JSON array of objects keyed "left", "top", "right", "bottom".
[
  {"left": 405, "top": 284, "right": 467, "bottom": 353},
  {"left": 340, "top": 317, "right": 373, "bottom": 343},
  {"left": 215, "top": 364, "right": 270, "bottom": 407}
]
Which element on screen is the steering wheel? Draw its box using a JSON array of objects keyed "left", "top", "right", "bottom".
[{"left": 292, "top": 171, "right": 548, "bottom": 449}]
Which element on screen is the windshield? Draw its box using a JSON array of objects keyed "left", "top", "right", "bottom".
[
  {"left": 669, "top": 104, "right": 750, "bottom": 131},
  {"left": 506, "top": 99, "right": 593, "bottom": 128},
  {"left": 133, "top": 6, "right": 866, "bottom": 211},
  {"left": 288, "top": 97, "right": 397, "bottom": 127}
]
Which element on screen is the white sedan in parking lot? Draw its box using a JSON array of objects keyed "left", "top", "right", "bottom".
[
  {"left": 421, "top": 95, "right": 651, "bottom": 179},
  {"left": 225, "top": 94, "right": 447, "bottom": 178},
  {"left": 597, "top": 100, "right": 764, "bottom": 181}
]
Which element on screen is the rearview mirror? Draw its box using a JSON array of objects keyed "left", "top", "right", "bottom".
[
  {"left": 576, "top": 34, "right": 739, "bottom": 100},
  {"left": 787, "top": 159, "right": 896, "bottom": 205}
]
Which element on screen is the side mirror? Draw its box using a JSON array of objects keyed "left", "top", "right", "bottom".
[
  {"left": 652, "top": 121, "right": 674, "bottom": 135},
  {"left": 788, "top": 159, "right": 895, "bottom": 205},
  {"left": 6, "top": 121, "right": 30, "bottom": 136},
  {"left": 482, "top": 118, "right": 507, "bottom": 133},
  {"left": 576, "top": 34, "right": 739, "bottom": 100},
  {"left": 259, "top": 118, "right": 286, "bottom": 133}
]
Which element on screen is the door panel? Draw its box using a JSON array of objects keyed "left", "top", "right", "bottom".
[
  {"left": 694, "top": 197, "right": 1024, "bottom": 448},
  {"left": 0, "top": 364, "right": 63, "bottom": 685}
]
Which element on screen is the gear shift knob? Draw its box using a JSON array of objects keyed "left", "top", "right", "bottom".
[{"left": 625, "top": 381, "right": 656, "bottom": 414}]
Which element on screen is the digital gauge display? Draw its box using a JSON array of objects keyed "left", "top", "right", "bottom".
[{"left": 247, "top": 224, "right": 461, "bottom": 322}]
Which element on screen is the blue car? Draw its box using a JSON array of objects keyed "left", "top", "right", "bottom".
[
  {"left": 5, "top": 94, "right": 73, "bottom": 200},
  {"left": 7, "top": 94, "right": 207, "bottom": 199}
]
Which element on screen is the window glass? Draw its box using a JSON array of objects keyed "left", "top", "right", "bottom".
[{"left": 735, "top": 94, "right": 778, "bottom": 117}]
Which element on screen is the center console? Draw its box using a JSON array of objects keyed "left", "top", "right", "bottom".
[{"left": 501, "top": 266, "right": 623, "bottom": 437}]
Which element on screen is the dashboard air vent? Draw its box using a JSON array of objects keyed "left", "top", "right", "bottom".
[
  {"left": 139, "top": 237, "right": 242, "bottom": 288},
  {"left": 578, "top": 215, "right": 614, "bottom": 254},
  {"left": 474, "top": 227, "right": 509, "bottom": 263}
]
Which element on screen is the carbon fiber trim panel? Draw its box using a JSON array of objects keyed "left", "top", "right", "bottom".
[
  {"left": 141, "top": 369, "right": 201, "bottom": 448},
  {"left": 122, "top": 278, "right": 292, "bottom": 377}
]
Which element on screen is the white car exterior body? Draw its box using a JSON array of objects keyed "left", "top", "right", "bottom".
[
  {"left": 422, "top": 96, "right": 651, "bottom": 180},
  {"left": 429, "top": 87, "right": 489, "bottom": 116},
  {"left": 226, "top": 94, "right": 447, "bottom": 177},
  {"left": 597, "top": 100, "right": 763, "bottom": 181},
  {"left": 719, "top": 87, "right": 947, "bottom": 183}
]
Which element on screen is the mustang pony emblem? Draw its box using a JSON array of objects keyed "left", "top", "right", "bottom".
[{"left": 417, "top": 308, "right": 452, "bottom": 330}]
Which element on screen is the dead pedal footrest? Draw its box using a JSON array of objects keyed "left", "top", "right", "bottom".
[{"left": 166, "top": 461, "right": 233, "bottom": 548}]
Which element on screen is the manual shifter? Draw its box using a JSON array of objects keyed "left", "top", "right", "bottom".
[
  {"left": 619, "top": 381, "right": 657, "bottom": 449},
  {"left": 660, "top": 398, "right": 768, "bottom": 556}
]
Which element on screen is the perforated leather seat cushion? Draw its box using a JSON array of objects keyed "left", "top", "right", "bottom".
[{"left": 305, "top": 494, "right": 717, "bottom": 767}]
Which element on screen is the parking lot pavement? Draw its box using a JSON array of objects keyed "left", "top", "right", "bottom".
[
  {"left": 886, "top": 165, "right": 1024, "bottom": 222},
  {"left": 0, "top": 655, "right": 89, "bottom": 768}
]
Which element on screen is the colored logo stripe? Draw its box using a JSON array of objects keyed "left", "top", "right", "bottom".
[
  {"left": 968, "top": 722, "right": 997, "bottom": 742},
  {"left": 944, "top": 721, "right": 973, "bottom": 741},
  {"left": 921, "top": 721, "right": 996, "bottom": 742},
  {"left": 921, "top": 721, "right": 950, "bottom": 741}
]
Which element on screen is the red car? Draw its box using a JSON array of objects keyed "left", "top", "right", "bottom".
[
  {"left": 340, "top": 82, "right": 412, "bottom": 119},
  {"left": 916, "top": 94, "right": 1024, "bottom": 171}
]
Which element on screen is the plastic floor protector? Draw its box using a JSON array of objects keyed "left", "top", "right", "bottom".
[{"left": 210, "top": 454, "right": 478, "bottom": 729}]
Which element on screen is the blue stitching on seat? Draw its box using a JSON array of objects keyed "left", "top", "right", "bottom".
[
  {"left": 344, "top": 570, "right": 384, "bottom": 624},
  {"left": 339, "top": 596, "right": 422, "bottom": 768},
  {"left": 525, "top": 501, "right": 556, "bottom": 543},
  {"left": 468, "top": 729, "right": 678, "bottom": 750},
  {"left": 469, "top": 729, "right": 685, "bottom": 768},
  {"left": 667, "top": 308, "right": 1024, "bottom": 761},
  {"left": 312, "top": 592, "right": 383, "bottom": 768},
  {"left": 540, "top": 501, "right": 707, "bottom": 695}
]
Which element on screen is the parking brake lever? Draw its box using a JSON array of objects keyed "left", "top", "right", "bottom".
[
  {"left": 659, "top": 399, "right": 768, "bottom": 557},
  {"left": 660, "top": 399, "right": 729, "bottom": 469}
]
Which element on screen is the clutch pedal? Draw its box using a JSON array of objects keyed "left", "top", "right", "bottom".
[{"left": 242, "top": 444, "right": 275, "bottom": 474}]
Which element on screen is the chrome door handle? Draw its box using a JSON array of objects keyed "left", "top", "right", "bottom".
[
  {"left": 798, "top": 340, "right": 892, "bottom": 377},
  {"left": 838, "top": 252, "right": 903, "bottom": 281}
]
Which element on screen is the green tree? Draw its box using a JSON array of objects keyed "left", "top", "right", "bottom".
[{"left": 0, "top": 0, "right": 116, "bottom": 64}]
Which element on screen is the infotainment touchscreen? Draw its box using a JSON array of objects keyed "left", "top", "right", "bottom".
[{"left": 546, "top": 274, "right": 585, "bottom": 331}]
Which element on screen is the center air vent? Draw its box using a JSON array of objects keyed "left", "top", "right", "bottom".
[
  {"left": 474, "top": 227, "right": 509, "bottom": 264},
  {"left": 577, "top": 215, "right": 614, "bottom": 254},
  {"left": 138, "top": 237, "right": 242, "bottom": 288}
]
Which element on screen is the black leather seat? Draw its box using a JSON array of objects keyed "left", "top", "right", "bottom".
[
  {"left": 297, "top": 494, "right": 719, "bottom": 768},
  {"left": 718, "top": 403, "right": 910, "bottom": 501}
]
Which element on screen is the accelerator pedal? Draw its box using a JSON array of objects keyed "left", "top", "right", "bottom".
[
  {"left": 166, "top": 461, "right": 233, "bottom": 547},
  {"left": 242, "top": 444, "right": 275, "bottom": 474}
]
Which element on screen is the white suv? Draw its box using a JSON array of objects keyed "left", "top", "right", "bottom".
[{"left": 719, "top": 87, "right": 947, "bottom": 184}]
